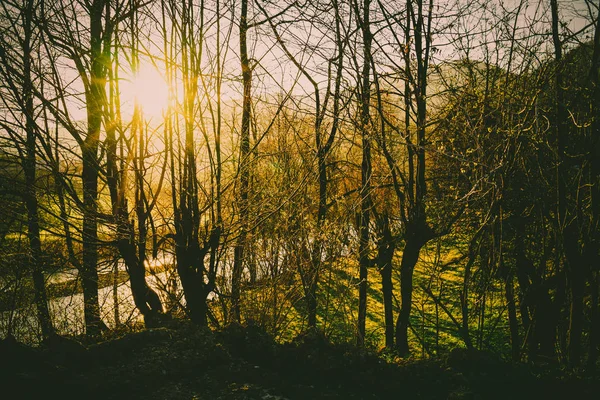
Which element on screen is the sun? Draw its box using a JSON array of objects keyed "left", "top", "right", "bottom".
[{"left": 121, "top": 63, "right": 170, "bottom": 120}]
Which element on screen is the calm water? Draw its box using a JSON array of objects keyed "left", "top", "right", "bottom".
[{"left": 0, "top": 256, "right": 184, "bottom": 344}]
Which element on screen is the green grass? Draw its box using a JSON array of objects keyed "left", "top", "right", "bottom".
[{"left": 232, "top": 236, "right": 513, "bottom": 358}]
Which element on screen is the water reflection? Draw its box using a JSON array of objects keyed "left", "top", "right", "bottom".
[{"left": 0, "top": 255, "right": 187, "bottom": 344}]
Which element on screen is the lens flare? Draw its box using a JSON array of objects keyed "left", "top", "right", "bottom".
[{"left": 121, "top": 63, "right": 169, "bottom": 119}]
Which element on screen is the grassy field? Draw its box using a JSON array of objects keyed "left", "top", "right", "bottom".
[{"left": 232, "top": 234, "right": 512, "bottom": 358}]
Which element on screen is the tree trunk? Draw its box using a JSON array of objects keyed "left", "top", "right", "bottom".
[
  {"left": 379, "top": 238, "right": 395, "bottom": 349},
  {"left": 305, "top": 148, "right": 329, "bottom": 329},
  {"left": 395, "top": 236, "right": 422, "bottom": 355},
  {"left": 566, "top": 227, "right": 585, "bottom": 366},
  {"left": 460, "top": 250, "right": 475, "bottom": 351},
  {"left": 586, "top": 18, "right": 600, "bottom": 371},
  {"left": 550, "top": 0, "right": 584, "bottom": 367},
  {"left": 356, "top": 0, "right": 372, "bottom": 347},
  {"left": 118, "top": 228, "right": 163, "bottom": 327},
  {"left": 586, "top": 13, "right": 600, "bottom": 370},
  {"left": 176, "top": 246, "right": 208, "bottom": 326},
  {"left": 81, "top": 141, "right": 104, "bottom": 336},
  {"left": 232, "top": 0, "right": 251, "bottom": 323},
  {"left": 306, "top": 261, "right": 318, "bottom": 328},
  {"left": 23, "top": 0, "right": 54, "bottom": 340},
  {"left": 394, "top": 0, "right": 433, "bottom": 356},
  {"left": 588, "top": 269, "right": 599, "bottom": 370},
  {"left": 78, "top": 0, "right": 108, "bottom": 337},
  {"left": 505, "top": 268, "right": 520, "bottom": 362},
  {"left": 169, "top": 0, "right": 217, "bottom": 327}
]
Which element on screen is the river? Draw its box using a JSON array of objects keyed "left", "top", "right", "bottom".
[{"left": 0, "top": 255, "right": 187, "bottom": 344}]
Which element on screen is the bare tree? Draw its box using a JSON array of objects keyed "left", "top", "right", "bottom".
[
  {"left": 351, "top": 0, "right": 373, "bottom": 347},
  {"left": 0, "top": 0, "right": 54, "bottom": 340},
  {"left": 104, "top": 3, "right": 164, "bottom": 328},
  {"left": 257, "top": 0, "right": 347, "bottom": 330}
]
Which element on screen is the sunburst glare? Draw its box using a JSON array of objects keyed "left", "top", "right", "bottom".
[{"left": 121, "top": 63, "right": 169, "bottom": 120}]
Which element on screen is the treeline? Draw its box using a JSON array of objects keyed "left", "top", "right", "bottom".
[{"left": 0, "top": 0, "right": 599, "bottom": 369}]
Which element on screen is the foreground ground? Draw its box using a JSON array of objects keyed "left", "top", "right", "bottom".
[{"left": 1, "top": 322, "right": 598, "bottom": 399}]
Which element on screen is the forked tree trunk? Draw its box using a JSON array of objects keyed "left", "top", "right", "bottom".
[
  {"left": 105, "top": 17, "right": 164, "bottom": 328},
  {"left": 393, "top": 0, "right": 435, "bottom": 356},
  {"left": 169, "top": 0, "right": 220, "bottom": 326}
]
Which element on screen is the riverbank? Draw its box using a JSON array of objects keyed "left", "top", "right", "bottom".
[
  {"left": 1, "top": 262, "right": 179, "bottom": 341},
  {"left": 1, "top": 321, "right": 598, "bottom": 399},
  {"left": 3, "top": 260, "right": 175, "bottom": 309}
]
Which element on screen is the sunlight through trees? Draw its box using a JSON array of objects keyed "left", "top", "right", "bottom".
[{"left": 0, "top": 0, "right": 599, "bottom": 372}]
